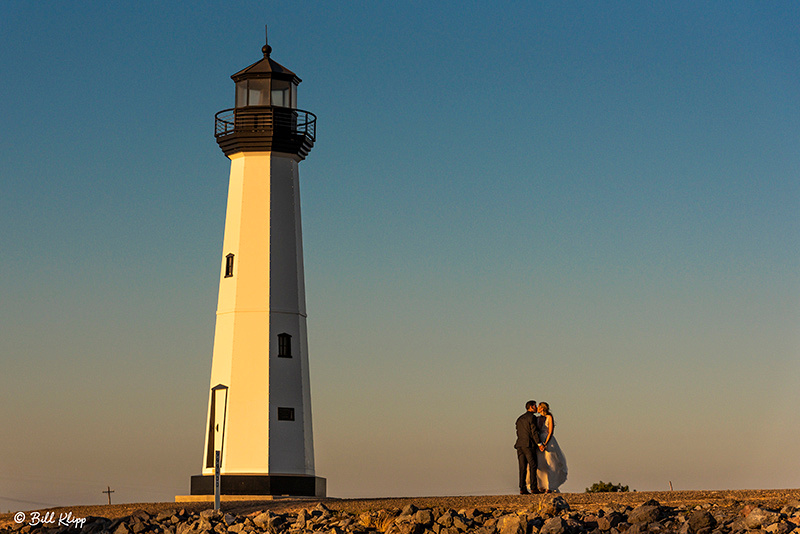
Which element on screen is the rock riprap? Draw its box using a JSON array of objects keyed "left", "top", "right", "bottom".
[{"left": 7, "top": 497, "right": 800, "bottom": 534}]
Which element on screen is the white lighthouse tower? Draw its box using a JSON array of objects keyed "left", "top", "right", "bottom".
[{"left": 190, "top": 34, "right": 325, "bottom": 498}]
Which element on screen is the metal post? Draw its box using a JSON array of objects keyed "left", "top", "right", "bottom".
[{"left": 214, "top": 450, "right": 221, "bottom": 511}]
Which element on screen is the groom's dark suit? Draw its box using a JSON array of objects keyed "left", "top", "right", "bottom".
[{"left": 514, "top": 410, "right": 543, "bottom": 493}]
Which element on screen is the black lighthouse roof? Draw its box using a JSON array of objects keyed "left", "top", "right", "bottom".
[{"left": 231, "top": 41, "right": 301, "bottom": 85}]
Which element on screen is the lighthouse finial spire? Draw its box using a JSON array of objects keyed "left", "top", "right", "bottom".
[{"left": 262, "top": 25, "right": 271, "bottom": 58}]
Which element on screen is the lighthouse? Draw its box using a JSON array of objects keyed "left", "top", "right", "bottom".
[{"left": 189, "top": 33, "right": 325, "bottom": 498}]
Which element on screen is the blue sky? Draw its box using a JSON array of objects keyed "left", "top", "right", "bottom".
[{"left": 1, "top": 2, "right": 798, "bottom": 511}]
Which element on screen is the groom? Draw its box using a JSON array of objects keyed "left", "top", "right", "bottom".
[{"left": 514, "top": 400, "right": 545, "bottom": 494}]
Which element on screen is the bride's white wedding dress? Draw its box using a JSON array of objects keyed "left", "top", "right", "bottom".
[{"left": 536, "top": 417, "right": 568, "bottom": 492}]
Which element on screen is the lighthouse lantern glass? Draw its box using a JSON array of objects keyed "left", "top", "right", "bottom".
[
  {"left": 248, "top": 79, "right": 269, "bottom": 106},
  {"left": 234, "top": 78, "right": 296, "bottom": 108},
  {"left": 271, "top": 79, "right": 291, "bottom": 108},
  {"left": 235, "top": 82, "right": 247, "bottom": 107},
  {"left": 235, "top": 79, "right": 270, "bottom": 107}
]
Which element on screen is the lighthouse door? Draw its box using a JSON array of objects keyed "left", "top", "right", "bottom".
[{"left": 205, "top": 384, "right": 229, "bottom": 469}]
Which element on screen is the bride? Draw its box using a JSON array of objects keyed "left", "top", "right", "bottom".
[{"left": 536, "top": 402, "right": 568, "bottom": 492}]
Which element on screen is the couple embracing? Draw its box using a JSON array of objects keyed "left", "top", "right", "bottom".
[{"left": 514, "top": 400, "right": 568, "bottom": 494}]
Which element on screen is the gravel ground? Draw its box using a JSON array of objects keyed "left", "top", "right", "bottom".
[{"left": 2, "top": 489, "right": 799, "bottom": 528}]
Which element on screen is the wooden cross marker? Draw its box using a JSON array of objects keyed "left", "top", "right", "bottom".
[{"left": 102, "top": 486, "right": 115, "bottom": 505}]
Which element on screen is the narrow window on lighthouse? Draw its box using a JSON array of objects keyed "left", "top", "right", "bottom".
[
  {"left": 277, "top": 333, "right": 292, "bottom": 358},
  {"left": 278, "top": 407, "right": 295, "bottom": 421},
  {"left": 224, "top": 253, "right": 234, "bottom": 278}
]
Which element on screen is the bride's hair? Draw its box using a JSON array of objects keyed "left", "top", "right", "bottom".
[{"left": 540, "top": 402, "right": 555, "bottom": 426}]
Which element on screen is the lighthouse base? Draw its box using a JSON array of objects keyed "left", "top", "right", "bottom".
[{"left": 189, "top": 474, "right": 326, "bottom": 498}]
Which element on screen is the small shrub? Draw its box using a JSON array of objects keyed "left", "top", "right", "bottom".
[{"left": 586, "top": 481, "right": 630, "bottom": 493}]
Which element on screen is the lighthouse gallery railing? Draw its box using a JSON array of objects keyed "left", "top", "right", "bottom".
[{"left": 215, "top": 107, "right": 316, "bottom": 142}]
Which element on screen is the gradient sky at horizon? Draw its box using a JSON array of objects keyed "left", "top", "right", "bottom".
[{"left": 1, "top": 2, "right": 799, "bottom": 512}]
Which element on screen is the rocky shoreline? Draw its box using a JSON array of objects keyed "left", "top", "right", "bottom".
[{"left": 3, "top": 490, "right": 799, "bottom": 534}]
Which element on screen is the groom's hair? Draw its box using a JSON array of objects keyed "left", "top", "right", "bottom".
[{"left": 525, "top": 400, "right": 536, "bottom": 410}]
